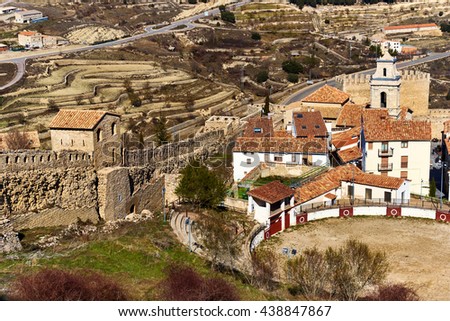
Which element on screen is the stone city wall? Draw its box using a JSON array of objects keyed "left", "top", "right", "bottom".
[{"left": 335, "top": 70, "right": 430, "bottom": 115}]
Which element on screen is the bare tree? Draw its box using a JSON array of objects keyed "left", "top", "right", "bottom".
[
  {"left": 325, "top": 239, "right": 389, "bottom": 301},
  {"left": 250, "top": 247, "right": 278, "bottom": 290},
  {"left": 286, "top": 247, "right": 329, "bottom": 300},
  {"left": 4, "top": 130, "right": 31, "bottom": 150}
]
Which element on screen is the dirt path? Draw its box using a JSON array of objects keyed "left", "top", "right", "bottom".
[{"left": 265, "top": 217, "right": 450, "bottom": 300}]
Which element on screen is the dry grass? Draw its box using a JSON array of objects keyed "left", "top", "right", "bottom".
[{"left": 265, "top": 216, "right": 450, "bottom": 300}]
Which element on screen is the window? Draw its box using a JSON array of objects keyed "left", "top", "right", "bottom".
[
  {"left": 383, "top": 68, "right": 387, "bottom": 77},
  {"left": 365, "top": 188, "right": 372, "bottom": 200},
  {"left": 60, "top": 139, "right": 63, "bottom": 145},
  {"left": 96, "top": 129, "right": 103, "bottom": 142},
  {"left": 82, "top": 140, "right": 85, "bottom": 147},
  {"left": 384, "top": 191, "right": 392, "bottom": 203},
  {"left": 368, "top": 142, "right": 373, "bottom": 150},
  {"left": 253, "top": 127, "right": 262, "bottom": 133},
  {"left": 111, "top": 123, "right": 117, "bottom": 135},
  {"left": 246, "top": 158, "right": 252, "bottom": 164},
  {"left": 348, "top": 185, "right": 354, "bottom": 198},
  {"left": 381, "top": 142, "right": 389, "bottom": 152},
  {"left": 5, "top": 156, "right": 9, "bottom": 164},
  {"left": 401, "top": 141, "right": 408, "bottom": 148},
  {"left": 291, "top": 155, "right": 296, "bottom": 163},
  {"left": 274, "top": 155, "right": 283, "bottom": 162},
  {"left": 401, "top": 171, "right": 408, "bottom": 179},
  {"left": 301, "top": 125, "right": 307, "bottom": 129},
  {"left": 401, "top": 156, "right": 408, "bottom": 168},
  {"left": 71, "top": 139, "right": 74, "bottom": 146}
]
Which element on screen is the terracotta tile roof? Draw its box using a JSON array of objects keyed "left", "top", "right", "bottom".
[
  {"left": 0, "top": 131, "right": 40, "bottom": 150},
  {"left": 337, "top": 146, "right": 362, "bottom": 163},
  {"left": 364, "top": 119, "right": 431, "bottom": 142},
  {"left": 49, "top": 109, "right": 119, "bottom": 130},
  {"left": 234, "top": 136, "right": 328, "bottom": 154},
  {"left": 302, "top": 85, "right": 350, "bottom": 105},
  {"left": 324, "top": 193, "right": 336, "bottom": 200},
  {"left": 248, "top": 180, "right": 294, "bottom": 204},
  {"left": 295, "top": 164, "right": 406, "bottom": 203},
  {"left": 336, "top": 103, "right": 366, "bottom": 127},
  {"left": 292, "top": 111, "right": 327, "bottom": 138},
  {"left": 243, "top": 117, "right": 274, "bottom": 138},
  {"left": 332, "top": 127, "right": 361, "bottom": 149},
  {"left": 444, "top": 120, "right": 450, "bottom": 133},
  {"left": 384, "top": 23, "right": 438, "bottom": 31},
  {"left": 274, "top": 130, "right": 292, "bottom": 138},
  {"left": 19, "top": 31, "right": 37, "bottom": 36}
]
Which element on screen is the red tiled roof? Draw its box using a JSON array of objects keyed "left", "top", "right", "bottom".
[
  {"left": 337, "top": 146, "right": 362, "bottom": 163},
  {"left": 243, "top": 117, "right": 274, "bottom": 138},
  {"left": 295, "top": 164, "right": 405, "bottom": 203},
  {"left": 364, "top": 119, "right": 431, "bottom": 142},
  {"left": 336, "top": 103, "right": 365, "bottom": 127},
  {"left": 19, "top": 31, "right": 37, "bottom": 36},
  {"left": 384, "top": 23, "right": 438, "bottom": 31},
  {"left": 49, "top": 109, "right": 119, "bottom": 130},
  {"left": 292, "top": 111, "right": 327, "bottom": 138},
  {"left": 302, "top": 85, "right": 350, "bottom": 105},
  {"left": 234, "top": 136, "right": 328, "bottom": 154},
  {"left": 332, "top": 127, "right": 361, "bottom": 149},
  {"left": 248, "top": 180, "right": 294, "bottom": 204},
  {"left": 324, "top": 193, "right": 336, "bottom": 200},
  {"left": 444, "top": 120, "right": 450, "bottom": 133},
  {"left": 0, "top": 131, "right": 40, "bottom": 150}
]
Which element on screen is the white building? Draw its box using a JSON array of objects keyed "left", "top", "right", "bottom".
[
  {"left": 18, "top": 31, "right": 63, "bottom": 48},
  {"left": 15, "top": 10, "right": 43, "bottom": 23},
  {"left": 0, "top": 6, "right": 17, "bottom": 15},
  {"left": 295, "top": 164, "right": 410, "bottom": 208},
  {"left": 382, "top": 41, "right": 402, "bottom": 54},
  {"left": 383, "top": 23, "right": 442, "bottom": 37},
  {"left": 233, "top": 115, "right": 330, "bottom": 182},
  {"left": 247, "top": 180, "right": 296, "bottom": 235}
]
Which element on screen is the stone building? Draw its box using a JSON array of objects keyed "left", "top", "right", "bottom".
[
  {"left": 369, "top": 51, "right": 401, "bottom": 113},
  {"left": 49, "top": 109, "right": 121, "bottom": 168}
]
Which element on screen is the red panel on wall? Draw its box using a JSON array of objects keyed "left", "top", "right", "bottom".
[
  {"left": 435, "top": 210, "right": 450, "bottom": 223},
  {"left": 339, "top": 207, "right": 353, "bottom": 218},
  {"left": 285, "top": 212, "right": 290, "bottom": 229},
  {"left": 387, "top": 207, "right": 402, "bottom": 217},
  {"left": 264, "top": 228, "right": 271, "bottom": 240},
  {"left": 269, "top": 214, "right": 283, "bottom": 237},
  {"left": 296, "top": 212, "right": 308, "bottom": 225}
]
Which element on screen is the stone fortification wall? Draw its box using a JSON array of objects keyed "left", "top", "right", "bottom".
[
  {"left": 335, "top": 70, "right": 430, "bottom": 115},
  {"left": 1, "top": 166, "right": 98, "bottom": 215},
  {"left": 125, "top": 130, "right": 226, "bottom": 171},
  {"left": 0, "top": 150, "right": 92, "bottom": 173}
]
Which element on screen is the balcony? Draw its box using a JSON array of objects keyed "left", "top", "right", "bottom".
[
  {"left": 378, "top": 148, "right": 393, "bottom": 157},
  {"left": 378, "top": 163, "right": 393, "bottom": 171}
]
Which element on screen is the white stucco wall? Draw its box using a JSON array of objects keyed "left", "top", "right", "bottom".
[{"left": 365, "top": 140, "right": 430, "bottom": 195}]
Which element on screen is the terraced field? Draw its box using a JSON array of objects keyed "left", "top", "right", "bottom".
[{"left": 0, "top": 57, "right": 240, "bottom": 140}]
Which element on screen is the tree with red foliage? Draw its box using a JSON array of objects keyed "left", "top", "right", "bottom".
[
  {"left": 159, "top": 264, "right": 239, "bottom": 301},
  {"left": 9, "top": 268, "right": 128, "bottom": 301}
]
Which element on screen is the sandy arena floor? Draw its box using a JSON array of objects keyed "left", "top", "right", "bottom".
[{"left": 266, "top": 217, "right": 450, "bottom": 300}]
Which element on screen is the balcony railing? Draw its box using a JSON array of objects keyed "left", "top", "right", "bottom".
[
  {"left": 378, "top": 148, "right": 393, "bottom": 157},
  {"left": 378, "top": 163, "right": 393, "bottom": 171}
]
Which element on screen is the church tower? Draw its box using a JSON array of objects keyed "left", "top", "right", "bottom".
[{"left": 370, "top": 51, "right": 401, "bottom": 112}]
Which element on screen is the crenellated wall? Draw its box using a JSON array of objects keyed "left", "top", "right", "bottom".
[{"left": 335, "top": 69, "right": 430, "bottom": 115}]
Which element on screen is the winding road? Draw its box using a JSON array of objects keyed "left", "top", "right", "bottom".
[{"left": 0, "top": 0, "right": 252, "bottom": 91}]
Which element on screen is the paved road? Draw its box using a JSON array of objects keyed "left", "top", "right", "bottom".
[
  {"left": 282, "top": 51, "right": 450, "bottom": 105},
  {"left": 0, "top": 0, "right": 251, "bottom": 91}
]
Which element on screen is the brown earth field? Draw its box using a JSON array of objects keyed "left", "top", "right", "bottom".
[
  {"left": 0, "top": 63, "right": 17, "bottom": 87},
  {"left": 264, "top": 216, "right": 450, "bottom": 300}
]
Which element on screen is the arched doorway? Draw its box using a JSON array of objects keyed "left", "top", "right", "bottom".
[{"left": 380, "top": 92, "right": 387, "bottom": 108}]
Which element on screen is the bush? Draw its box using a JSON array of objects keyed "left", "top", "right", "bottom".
[
  {"left": 282, "top": 59, "right": 303, "bottom": 74},
  {"left": 221, "top": 11, "right": 236, "bottom": 24},
  {"left": 362, "top": 283, "right": 419, "bottom": 301},
  {"left": 9, "top": 269, "right": 127, "bottom": 301},
  {"left": 287, "top": 73, "right": 299, "bottom": 83},
  {"left": 256, "top": 70, "right": 269, "bottom": 83},
  {"left": 159, "top": 264, "right": 239, "bottom": 301},
  {"left": 251, "top": 32, "right": 261, "bottom": 41}
]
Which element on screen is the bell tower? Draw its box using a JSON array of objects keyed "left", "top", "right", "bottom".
[{"left": 370, "top": 51, "right": 401, "bottom": 112}]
